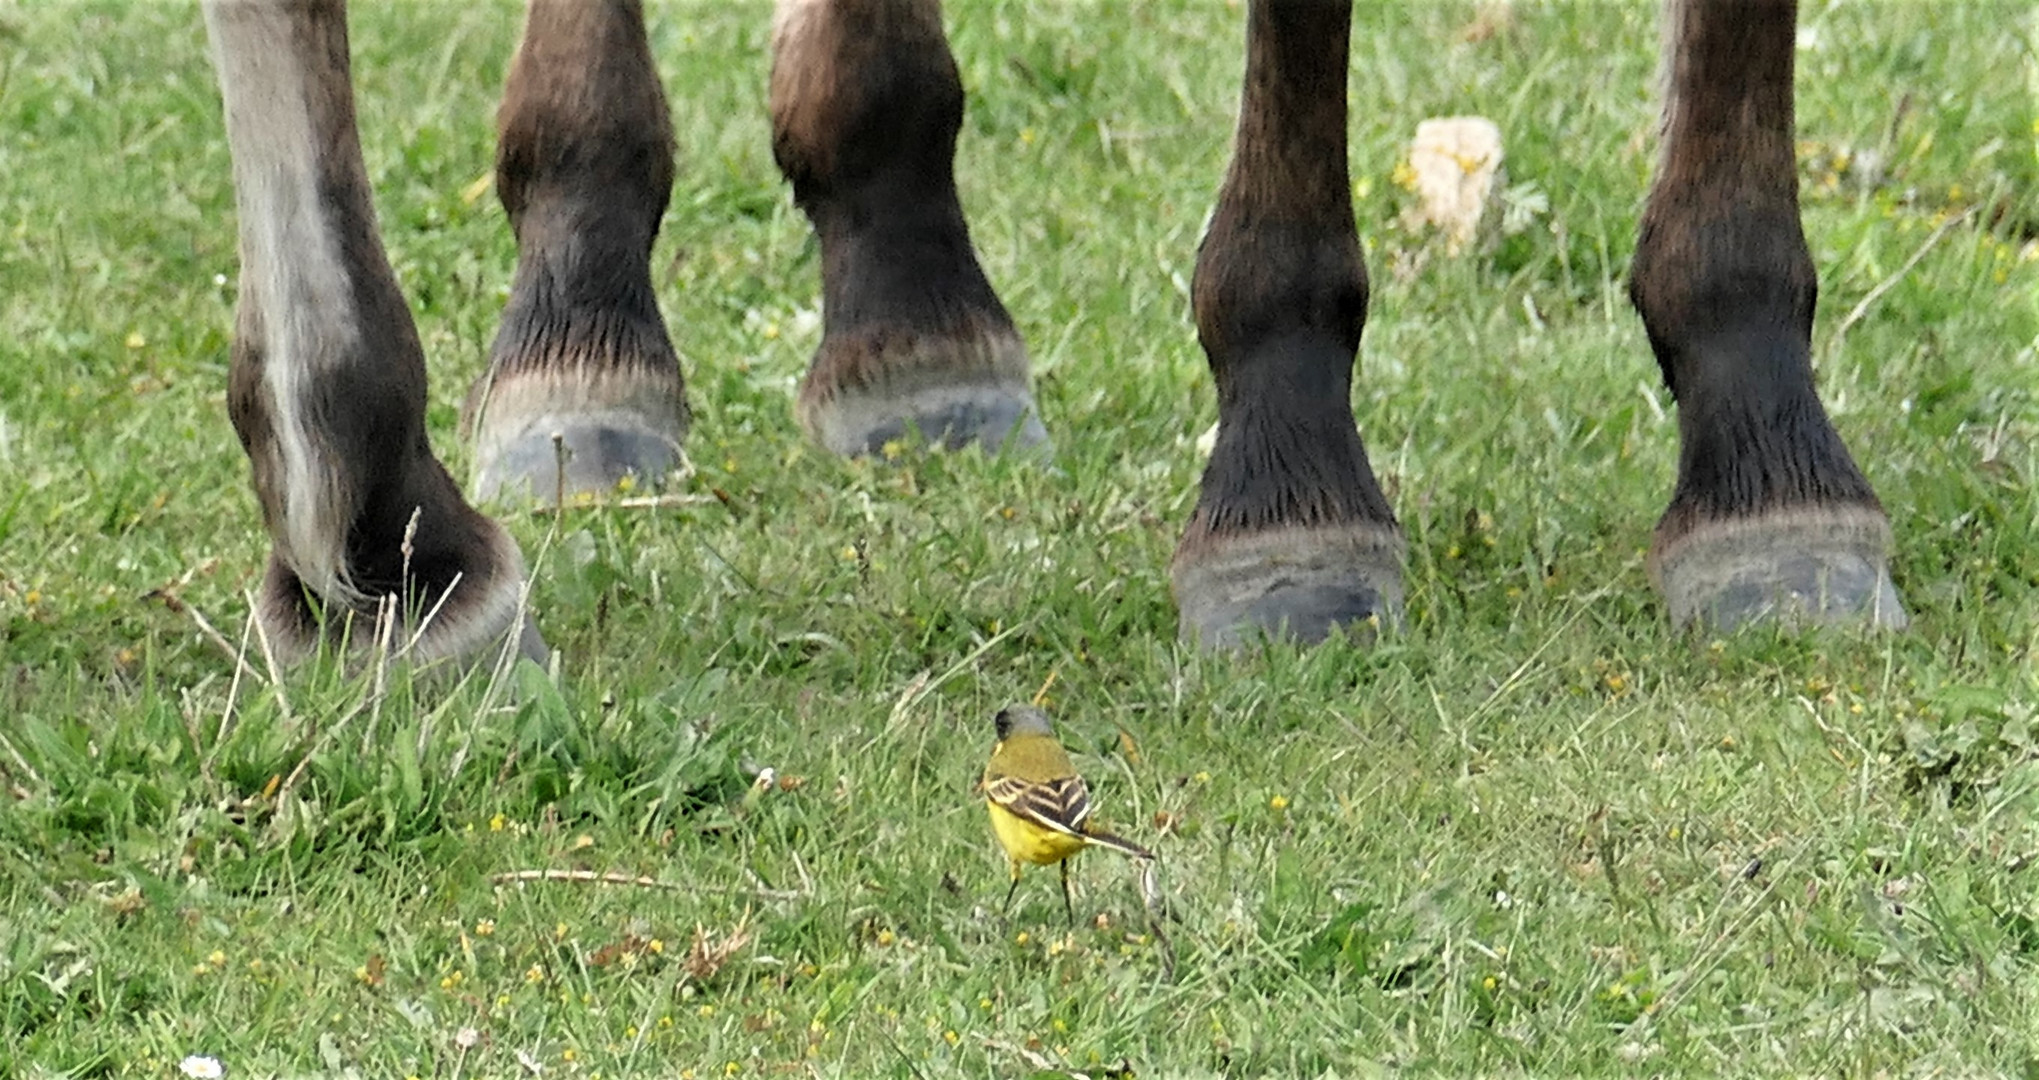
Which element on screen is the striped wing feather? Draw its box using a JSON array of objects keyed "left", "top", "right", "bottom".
[
  {"left": 1076, "top": 825, "right": 1153, "bottom": 860},
  {"left": 983, "top": 773, "right": 1091, "bottom": 835}
]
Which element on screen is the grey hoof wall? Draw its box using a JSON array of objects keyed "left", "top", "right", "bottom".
[
  {"left": 804, "top": 380, "right": 1051, "bottom": 460},
  {"left": 473, "top": 414, "right": 685, "bottom": 506},
  {"left": 1652, "top": 507, "right": 1908, "bottom": 632},
  {"left": 1172, "top": 524, "right": 1405, "bottom": 650}
]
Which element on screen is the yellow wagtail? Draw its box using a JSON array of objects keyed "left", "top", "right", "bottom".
[{"left": 981, "top": 703, "right": 1152, "bottom": 924}]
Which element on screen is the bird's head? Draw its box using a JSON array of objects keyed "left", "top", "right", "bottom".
[{"left": 993, "top": 703, "right": 1055, "bottom": 742}]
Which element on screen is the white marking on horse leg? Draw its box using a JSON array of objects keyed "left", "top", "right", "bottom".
[
  {"left": 770, "top": 0, "right": 827, "bottom": 53},
  {"left": 1655, "top": 0, "right": 1689, "bottom": 174},
  {"left": 204, "top": 0, "right": 365, "bottom": 608}
]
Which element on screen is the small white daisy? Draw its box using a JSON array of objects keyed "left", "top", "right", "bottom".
[{"left": 179, "top": 1055, "right": 225, "bottom": 1079}]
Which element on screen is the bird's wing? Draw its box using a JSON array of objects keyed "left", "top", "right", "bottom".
[
  {"left": 1076, "top": 824, "right": 1153, "bottom": 861},
  {"left": 983, "top": 773, "right": 1092, "bottom": 836}
]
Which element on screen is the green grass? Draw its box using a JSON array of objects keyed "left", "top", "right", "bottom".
[{"left": 3, "top": 1, "right": 2037, "bottom": 1075}]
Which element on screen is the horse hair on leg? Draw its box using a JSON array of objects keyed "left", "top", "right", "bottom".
[
  {"left": 467, "top": 0, "right": 690, "bottom": 505},
  {"left": 1630, "top": 0, "right": 1905, "bottom": 631},
  {"left": 204, "top": 0, "right": 545, "bottom": 666},
  {"left": 1170, "top": 0, "right": 1403, "bottom": 650},
  {"left": 770, "top": 0, "right": 1048, "bottom": 458}
]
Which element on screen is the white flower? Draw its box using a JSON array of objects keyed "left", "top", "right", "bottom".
[
  {"left": 179, "top": 1055, "right": 225, "bottom": 1079},
  {"left": 1402, "top": 115, "right": 1505, "bottom": 255}
]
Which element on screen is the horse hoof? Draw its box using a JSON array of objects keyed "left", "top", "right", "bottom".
[
  {"left": 472, "top": 412, "right": 685, "bottom": 506},
  {"left": 1171, "top": 523, "right": 1405, "bottom": 650},
  {"left": 1651, "top": 506, "right": 1907, "bottom": 632},
  {"left": 254, "top": 525, "right": 549, "bottom": 670},
  {"left": 801, "top": 378, "right": 1051, "bottom": 459}
]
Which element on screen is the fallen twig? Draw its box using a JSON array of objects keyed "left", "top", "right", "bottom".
[
  {"left": 1030, "top": 667, "right": 1059, "bottom": 706},
  {"left": 213, "top": 608, "right": 257, "bottom": 750},
  {"left": 246, "top": 588, "right": 296, "bottom": 730},
  {"left": 147, "top": 587, "right": 266, "bottom": 686},
  {"left": 0, "top": 730, "right": 43, "bottom": 790},
  {"left": 275, "top": 683, "right": 381, "bottom": 804},
  {"left": 1139, "top": 858, "right": 1178, "bottom": 983},
  {"left": 1623, "top": 848, "right": 1794, "bottom": 1040},
  {"left": 982, "top": 1038, "right": 1133, "bottom": 1080},
  {"left": 526, "top": 492, "right": 717, "bottom": 516},
  {"left": 488, "top": 868, "right": 803, "bottom": 900},
  {"left": 1828, "top": 204, "right": 1979, "bottom": 364},
  {"left": 886, "top": 620, "right": 1027, "bottom": 729},
  {"left": 983, "top": 1038, "right": 1068, "bottom": 1074},
  {"left": 491, "top": 869, "right": 688, "bottom": 891}
]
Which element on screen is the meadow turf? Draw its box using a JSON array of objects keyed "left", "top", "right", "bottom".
[{"left": 3, "top": 1, "right": 2037, "bottom": 1075}]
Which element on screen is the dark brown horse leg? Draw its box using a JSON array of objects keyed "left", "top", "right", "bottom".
[
  {"left": 203, "top": 0, "right": 544, "bottom": 664},
  {"left": 1632, "top": 0, "right": 1905, "bottom": 631},
  {"left": 1170, "top": 0, "right": 1402, "bottom": 649},
  {"left": 770, "top": 0, "right": 1048, "bottom": 457},
  {"left": 467, "top": 0, "right": 688, "bottom": 504}
]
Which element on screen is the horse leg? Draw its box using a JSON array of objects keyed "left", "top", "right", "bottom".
[
  {"left": 1170, "top": 0, "right": 1403, "bottom": 649},
  {"left": 467, "top": 0, "right": 688, "bottom": 504},
  {"left": 769, "top": 0, "right": 1049, "bottom": 458},
  {"left": 203, "top": 0, "right": 544, "bottom": 664},
  {"left": 1631, "top": 0, "right": 1906, "bottom": 630}
]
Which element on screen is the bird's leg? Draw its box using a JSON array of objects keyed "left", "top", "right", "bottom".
[
  {"left": 1003, "top": 863, "right": 1022, "bottom": 916},
  {"left": 1059, "top": 860, "right": 1075, "bottom": 928}
]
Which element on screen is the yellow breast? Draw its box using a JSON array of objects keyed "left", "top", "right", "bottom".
[{"left": 987, "top": 801, "right": 1087, "bottom": 867}]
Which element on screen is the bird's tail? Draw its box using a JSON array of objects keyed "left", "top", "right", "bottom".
[{"left": 1080, "top": 825, "right": 1153, "bottom": 861}]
